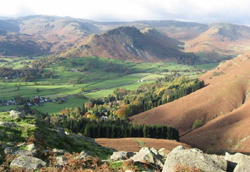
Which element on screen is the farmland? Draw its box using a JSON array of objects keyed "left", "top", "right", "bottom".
[{"left": 0, "top": 56, "right": 206, "bottom": 114}]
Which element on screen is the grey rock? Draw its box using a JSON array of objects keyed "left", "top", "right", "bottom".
[
  {"left": 225, "top": 152, "right": 250, "bottom": 172},
  {"left": 163, "top": 147, "right": 226, "bottom": 172},
  {"left": 130, "top": 147, "right": 164, "bottom": 168},
  {"left": 4, "top": 147, "right": 33, "bottom": 156},
  {"left": 0, "top": 122, "right": 18, "bottom": 128},
  {"left": 4, "top": 147, "right": 16, "bottom": 155},
  {"left": 27, "top": 143, "right": 36, "bottom": 151},
  {"left": 158, "top": 148, "right": 166, "bottom": 157},
  {"left": 55, "top": 156, "right": 67, "bottom": 167},
  {"left": 110, "top": 151, "right": 135, "bottom": 160},
  {"left": 10, "top": 155, "right": 46, "bottom": 170},
  {"left": 52, "top": 148, "right": 68, "bottom": 155},
  {"left": 75, "top": 150, "right": 93, "bottom": 160},
  {"left": 9, "top": 110, "right": 25, "bottom": 119}
]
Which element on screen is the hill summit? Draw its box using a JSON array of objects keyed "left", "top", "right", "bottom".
[{"left": 61, "top": 26, "right": 196, "bottom": 63}]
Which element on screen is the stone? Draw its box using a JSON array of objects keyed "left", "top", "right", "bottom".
[
  {"left": 9, "top": 110, "right": 25, "bottom": 119},
  {"left": 4, "top": 147, "right": 33, "bottom": 156},
  {"left": 27, "top": 143, "right": 36, "bottom": 151},
  {"left": 158, "top": 148, "right": 166, "bottom": 157},
  {"left": 110, "top": 151, "right": 135, "bottom": 160},
  {"left": 52, "top": 148, "right": 68, "bottom": 155},
  {"left": 55, "top": 156, "right": 68, "bottom": 167},
  {"left": 130, "top": 147, "right": 164, "bottom": 168},
  {"left": 225, "top": 152, "right": 250, "bottom": 172},
  {"left": 163, "top": 147, "right": 226, "bottom": 172},
  {"left": 10, "top": 155, "right": 46, "bottom": 170},
  {"left": 75, "top": 150, "right": 93, "bottom": 160}
]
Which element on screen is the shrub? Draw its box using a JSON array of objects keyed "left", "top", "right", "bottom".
[{"left": 192, "top": 119, "right": 203, "bottom": 129}]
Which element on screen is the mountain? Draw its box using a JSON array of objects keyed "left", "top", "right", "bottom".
[
  {"left": 130, "top": 53, "right": 250, "bottom": 153},
  {"left": 1, "top": 15, "right": 250, "bottom": 63},
  {"left": 60, "top": 26, "right": 196, "bottom": 63}
]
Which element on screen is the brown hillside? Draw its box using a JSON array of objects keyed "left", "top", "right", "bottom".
[
  {"left": 130, "top": 54, "right": 250, "bottom": 153},
  {"left": 60, "top": 26, "right": 196, "bottom": 63},
  {"left": 95, "top": 138, "right": 191, "bottom": 153}
]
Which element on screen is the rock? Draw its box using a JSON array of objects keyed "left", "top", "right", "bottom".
[
  {"left": 52, "top": 148, "right": 68, "bottom": 155},
  {"left": 125, "top": 170, "right": 134, "bottom": 172},
  {"left": 130, "top": 147, "right": 164, "bottom": 168},
  {"left": 10, "top": 155, "right": 46, "bottom": 170},
  {"left": 75, "top": 150, "right": 93, "bottom": 160},
  {"left": 110, "top": 151, "right": 135, "bottom": 160},
  {"left": 14, "top": 149, "right": 33, "bottom": 156},
  {"left": 9, "top": 110, "right": 25, "bottom": 119},
  {"left": 225, "top": 152, "right": 250, "bottom": 172},
  {"left": 55, "top": 156, "right": 67, "bottom": 167},
  {"left": 4, "top": 147, "right": 33, "bottom": 156},
  {"left": 4, "top": 147, "right": 16, "bottom": 155},
  {"left": 0, "top": 122, "right": 18, "bottom": 128},
  {"left": 27, "top": 143, "right": 36, "bottom": 151},
  {"left": 158, "top": 148, "right": 166, "bottom": 157},
  {"left": 163, "top": 147, "right": 227, "bottom": 172}
]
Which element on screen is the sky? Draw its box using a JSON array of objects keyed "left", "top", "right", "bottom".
[{"left": 1, "top": 0, "right": 250, "bottom": 25}]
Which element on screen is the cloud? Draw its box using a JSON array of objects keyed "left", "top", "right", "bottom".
[
  {"left": 15, "top": 5, "right": 35, "bottom": 17},
  {"left": 1, "top": 0, "right": 250, "bottom": 25}
]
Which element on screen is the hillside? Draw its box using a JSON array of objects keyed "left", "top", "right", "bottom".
[
  {"left": 130, "top": 53, "right": 250, "bottom": 153},
  {"left": 60, "top": 26, "right": 196, "bottom": 63}
]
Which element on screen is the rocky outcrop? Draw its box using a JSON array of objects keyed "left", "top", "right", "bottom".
[
  {"left": 225, "top": 152, "right": 250, "bottom": 172},
  {"left": 130, "top": 147, "right": 164, "bottom": 168},
  {"left": 163, "top": 146, "right": 227, "bottom": 172},
  {"left": 110, "top": 151, "right": 135, "bottom": 160},
  {"left": 9, "top": 110, "right": 25, "bottom": 119},
  {"left": 10, "top": 155, "right": 46, "bottom": 170}
]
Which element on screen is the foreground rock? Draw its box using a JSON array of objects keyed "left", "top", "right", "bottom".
[
  {"left": 130, "top": 147, "right": 164, "bottom": 168},
  {"left": 163, "top": 146, "right": 227, "bottom": 172},
  {"left": 110, "top": 151, "right": 135, "bottom": 160},
  {"left": 10, "top": 155, "right": 46, "bottom": 170},
  {"left": 225, "top": 152, "right": 250, "bottom": 172}
]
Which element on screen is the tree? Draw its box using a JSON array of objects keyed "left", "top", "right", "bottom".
[
  {"left": 36, "top": 88, "right": 40, "bottom": 93},
  {"left": 80, "top": 87, "right": 84, "bottom": 92}
]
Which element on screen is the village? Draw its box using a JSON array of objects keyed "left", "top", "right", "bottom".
[{"left": 0, "top": 96, "right": 66, "bottom": 107}]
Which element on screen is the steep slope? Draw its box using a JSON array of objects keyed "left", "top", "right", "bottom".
[
  {"left": 61, "top": 26, "right": 196, "bottom": 63},
  {"left": 130, "top": 53, "right": 250, "bottom": 153}
]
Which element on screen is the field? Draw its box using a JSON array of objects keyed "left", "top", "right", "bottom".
[{"left": 0, "top": 56, "right": 204, "bottom": 114}]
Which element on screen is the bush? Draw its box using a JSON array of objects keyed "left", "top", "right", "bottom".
[{"left": 192, "top": 119, "right": 203, "bottom": 129}]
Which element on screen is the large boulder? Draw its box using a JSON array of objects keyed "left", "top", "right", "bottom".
[
  {"left": 9, "top": 110, "right": 25, "bottom": 119},
  {"left": 130, "top": 147, "right": 164, "bottom": 168},
  {"left": 163, "top": 146, "right": 227, "bottom": 172},
  {"left": 225, "top": 152, "right": 250, "bottom": 172},
  {"left": 10, "top": 155, "right": 46, "bottom": 170},
  {"left": 110, "top": 151, "right": 135, "bottom": 160}
]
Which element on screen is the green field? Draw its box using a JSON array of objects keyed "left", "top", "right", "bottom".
[{"left": 0, "top": 56, "right": 205, "bottom": 114}]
